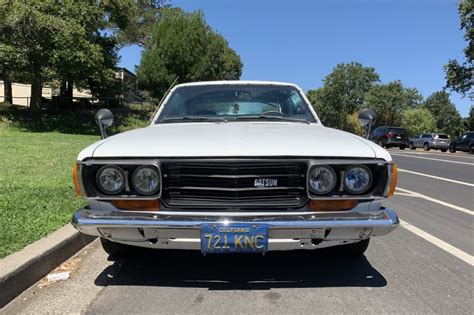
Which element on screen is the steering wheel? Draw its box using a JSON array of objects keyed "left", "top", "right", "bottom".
[{"left": 261, "top": 110, "right": 284, "bottom": 116}]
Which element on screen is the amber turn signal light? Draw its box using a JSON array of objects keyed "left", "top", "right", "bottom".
[
  {"left": 388, "top": 163, "right": 398, "bottom": 197},
  {"left": 72, "top": 161, "right": 82, "bottom": 197},
  {"left": 112, "top": 200, "right": 160, "bottom": 211},
  {"left": 309, "top": 200, "right": 358, "bottom": 212}
]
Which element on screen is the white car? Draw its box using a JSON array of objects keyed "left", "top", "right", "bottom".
[{"left": 72, "top": 81, "right": 399, "bottom": 257}]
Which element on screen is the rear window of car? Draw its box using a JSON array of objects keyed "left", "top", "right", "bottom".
[
  {"left": 388, "top": 128, "right": 406, "bottom": 134},
  {"left": 435, "top": 134, "right": 449, "bottom": 139}
]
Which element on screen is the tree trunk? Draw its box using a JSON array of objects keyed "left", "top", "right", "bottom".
[
  {"left": 66, "top": 81, "right": 73, "bottom": 107},
  {"left": 66, "top": 81, "right": 73, "bottom": 98},
  {"left": 4, "top": 79, "right": 12, "bottom": 104},
  {"left": 60, "top": 81, "right": 67, "bottom": 97},
  {"left": 30, "top": 81, "right": 43, "bottom": 113},
  {"left": 59, "top": 80, "right": 67, "bottom": 107}
]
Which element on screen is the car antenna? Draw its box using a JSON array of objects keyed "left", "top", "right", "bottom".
[{"left": 149, "top": 76, "right": 179, "bottom": 123}]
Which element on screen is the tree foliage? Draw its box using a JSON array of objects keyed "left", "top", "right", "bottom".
[
  {"left": 306, "top": 62, "right": 379, "bottom": 130},
  {"left": 423, "top": 91, "right": 463, "bottom": 137},
  {"left": 0, "top": 0, "right": 161, "bottom": 110},
  {"left": 136, "top": 8, "right": 243, "bottom": 98},
  {"left": 365, "top": 81, "right": 423, "bottom": 127},
  {"left": 401, "top": 107, "right": 436, "bottom": 137},
  {"left": 116, "top": 0, "right": 168, "bottom": 47},
  {"left": 444, "top": 0, "right": 473, "bottom": 99}
]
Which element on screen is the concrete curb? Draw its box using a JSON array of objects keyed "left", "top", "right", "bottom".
[{"left": 0, "top": 224, "right": 95, "bottom": 308}]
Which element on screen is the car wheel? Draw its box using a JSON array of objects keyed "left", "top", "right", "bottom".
[
  {"left": 470, "top": 145, "right": 473, "bottom": 154},
  {"left": 450, "top": 145, "right": 456, "bottom": 153},
  {"left": 100, "top": 238, "right": 136, "bottom": 257},
  {"left": 423, "top": 143, "right": 430, "bottom": 151},
  {"left": 409, "top": 142, "right": 415, "bottom": 150},
  {"left": 332, "top": 238, "right": 370, "bottom": 258},
  {"left": 399, "top": 145, "right": 406, "bottom": 150},
  {"left": 441, "top": 149, "right": 447, "bottom": 153}
]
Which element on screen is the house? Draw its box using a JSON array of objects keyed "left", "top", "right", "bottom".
[{"left": 0, "top": 67, "right": 139, "bottom": 106}]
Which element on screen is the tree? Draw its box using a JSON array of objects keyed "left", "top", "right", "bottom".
[
  {"left": 0, "top": 0, "right": 152, "bottom": 111},
  {"left": 468, "top": 106, "right": 474, "bottom": 131},
  {"left": 401, "top": 108, "right": 436, "bottom": 137},
  {"left": 117, "top": 0, "right": 168, "bottom": 47},
  {"left": 365, "top": 81, "right": 423, "bottom": 127},
  {"left": 423, "top": 91, "right": 463, "bottom": 137},
  {"left": 136, "top": 8, "right": 243, "bottom": 98},
  {"left": 444, "top": 0, "right": 473, "bottom": 99},
  {"left": 345, "top": 112, "right": 365, "bottom": 136},
  {"left": 306, "top": 62, "right": 379, "bottom": 130}
]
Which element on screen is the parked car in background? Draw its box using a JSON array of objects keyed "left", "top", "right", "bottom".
[
  {"left": 449, "top": 131, "right": 474, "bottom": 153},
  {"left": 408, "top": 133, "right": 450, "bottom": 152},
  {"left": 369, "top": 126, "right": 409, "bottom": 149}
]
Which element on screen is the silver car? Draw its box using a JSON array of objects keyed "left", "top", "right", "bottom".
[{"left": 408, "top": 133, "right": 450, "bottom": 152}]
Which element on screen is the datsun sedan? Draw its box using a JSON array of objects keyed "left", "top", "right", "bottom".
[{"left": 72, "top": 81, "right": 399, "bottom": 258}]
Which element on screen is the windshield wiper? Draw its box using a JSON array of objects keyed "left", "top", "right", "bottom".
[
  {"left": 234, "top": 115, "right": 310, "bottom": 124},
  {"left": 162, "top": 116, "right": 228, "bottom": 123}
]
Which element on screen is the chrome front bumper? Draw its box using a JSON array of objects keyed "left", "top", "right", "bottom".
[{"left": 72, "top": 207, "right": 399, "bottom": 251}]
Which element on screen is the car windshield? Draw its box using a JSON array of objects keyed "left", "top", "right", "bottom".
[
  {"left": 388, "top": 128, "right": 406, "bottom": 134},
  {"left": 155, "top": 84, "right": 317, "bottom": 123}
]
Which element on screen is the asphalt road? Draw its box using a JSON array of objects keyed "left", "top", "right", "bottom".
[{"left": 3, "top": 149, "right": 473, "bottom": 314}]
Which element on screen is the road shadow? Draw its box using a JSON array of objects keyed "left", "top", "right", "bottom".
[{"left": 94, "top": 249, "right": 387, "bottom": 290}]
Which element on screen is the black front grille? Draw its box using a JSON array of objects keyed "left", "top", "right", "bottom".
[{"left": 161, "top": 160, "right": 307, "bottom": 209}]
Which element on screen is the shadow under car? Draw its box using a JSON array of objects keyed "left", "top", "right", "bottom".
[{"left": 94, "top": 248, "right": 387, "bottom": 290}]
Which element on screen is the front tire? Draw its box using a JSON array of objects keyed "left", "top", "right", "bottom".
[
  {"left": 441, "top": 149, "right": 447, "bottom": 153},
  {"left": 470, "top": 145, "right": 473, "bottom": 154},
  {"left": 332, "top": 238, "right": 370, "bottom": 258},
  {"left": 423, "top": 143, "right": 430, "bottom": 151},
  {"left": 409, "top": 142, "right": 416, "bottom": 150},
  {"left": 100, "top": 238, "right": 136, "bottom": 257},
  {"left": 450, "top": 145, "right": 456, "bottom": 153}
]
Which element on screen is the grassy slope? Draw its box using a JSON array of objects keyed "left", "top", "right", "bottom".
[{"left": 0, "top": 124, "right": 98, "bottom": 258}]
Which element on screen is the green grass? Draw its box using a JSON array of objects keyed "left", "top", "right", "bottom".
[{"left": 0, "top": 124, "right": 99, "bottom": 258}]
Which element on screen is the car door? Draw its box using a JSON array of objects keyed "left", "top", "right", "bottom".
[
  {"left": 370, "top": 127, "right": 381, "bottom": 142},
  {"left": 420, "top": 134, "right": 431, "bottom": 147},
  {"left": 458, "top": 134, "right": 469, "bottom": 150},
  {"left": 412, "top": 135, "right": 421, "bottom": 147}
]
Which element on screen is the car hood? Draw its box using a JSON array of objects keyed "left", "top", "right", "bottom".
[{"left": 78, "top": 122, "right": 391, "bottom": 161}]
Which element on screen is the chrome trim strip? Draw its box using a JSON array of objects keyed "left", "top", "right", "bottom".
[{"left": 383, "top": 162, "right": 395, "bottom": 197}]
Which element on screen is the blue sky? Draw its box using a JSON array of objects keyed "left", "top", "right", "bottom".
[{"left": 119, "top": 0, "right": 472, "bottom": 116}]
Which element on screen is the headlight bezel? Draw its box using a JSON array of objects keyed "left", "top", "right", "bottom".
[
  {"left": 78, "top": 159, "right": 162, "bottom": 200},
  {"left": 306, "top": 160, "right": 390, "bottom": 200}
]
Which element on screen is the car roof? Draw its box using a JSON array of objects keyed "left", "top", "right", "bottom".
[{"left": 173, "top": 80, "right": 300, "bottom": 89}]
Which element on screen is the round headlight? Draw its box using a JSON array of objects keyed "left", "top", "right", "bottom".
[
  {"left": 309, "top": 166, "right": 337, "bottom": 195},
  {"left": 96, "top": 165, "right": 125, "bottom": 194},
  {"left": 132, "top": 166, "right": 160, "bottom": 195},
  {"left": 343, "top": 165, "right": 372, "bottom": 194}
]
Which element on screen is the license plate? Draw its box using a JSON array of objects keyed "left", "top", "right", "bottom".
[{"left": 200, "top": 223, "right": 268, "bottom": 254}]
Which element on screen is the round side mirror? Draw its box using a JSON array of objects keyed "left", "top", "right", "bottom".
[
  {"left": 358, "top": 108, "right": 376, "bottom": 127},
  {"left": 95, "top": 109, "right": 114, "bottom": 139},
  {"left": 96, "top": 108, "right": 114, "bottom": 128}
]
